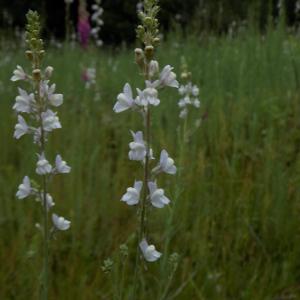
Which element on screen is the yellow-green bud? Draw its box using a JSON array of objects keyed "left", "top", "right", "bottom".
[
  {"left": 145, "top": 17, "right": 152, "bottom": 26},
  {"left": 32, "top": 69, "right": 41, "bottom": 81},
  {"left": 25, "top": 50, "right": 33, "bottom": 61},
  {"left": 135, "top": 48, "right": 144, "bottom": 68},
  {"left": 181, "top": 72, "right": 188, "bottom": 80},
  {"left": 153, "top": 37, "right": 160, "bottom": 45},
  {"left": 144, "top": 45, "right": 154, "bottom": 60}
]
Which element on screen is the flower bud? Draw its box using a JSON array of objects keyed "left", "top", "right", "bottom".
[
  {"left": 45, "top": 66, "right": 54, "bottom": 79},
  {"left": 181, "top": 72, "right": 188, "bottom": 80},
  {"left": 39, "top": 50, "right": 45, "bottom": 59},
  {"left": 144, "top": 17, "right": 152, "bottom": 26},
  {"left": 148, "top": 60, "right": 159, "bottom": 77},
  {"left": 32, "top": 69, "right": 41, "bottom": 81},
  {"left": 25, "top": 50, "right": 33, "bottom": 61},
  {"left": 144, "top": 45, "right": 154, "bottom": 60},
  {"left": 153, "top": 37, "right": 160, "bottom": 45},
  {"left": 135, "top": 48, "right": 144, "bottom": 69}
]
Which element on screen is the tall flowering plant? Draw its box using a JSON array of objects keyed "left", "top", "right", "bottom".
[
  {"left": 12, "top": 11, "right": 71, "bottom": 299},
  {"left": 178, "top": 57, "right": 200, "bottom": 120},
  {"left": 113, "top": 0, "right": 178, "bottom": 265},
  {"left": 91, "top": 0, "right": 104, "bottom": 47}
]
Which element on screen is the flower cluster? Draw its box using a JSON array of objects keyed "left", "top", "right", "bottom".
[
  {"left": 113, "top": 0, "right": 178, "bottom": 263},
  {"left": 13, "top": 11, "right": 71, "bottom": 232},
  {"left": 91, "top": 0, "right": 104, "bottom": 47},
  {"left": 178, "top": 58, "right": 200, "bottom": 119}
]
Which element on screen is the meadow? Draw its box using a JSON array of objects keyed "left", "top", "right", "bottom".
[{"left": 0, "top": 26, "right": 300, "bottom": 299}]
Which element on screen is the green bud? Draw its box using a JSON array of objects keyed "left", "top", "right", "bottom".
[
  {"left": 32, "top": 69, "right": 41, "bottom": 81},
  {"left": 144, "top": 45, "right": 154, "bottom": 60}
]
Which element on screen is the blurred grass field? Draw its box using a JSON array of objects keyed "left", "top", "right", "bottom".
[{"left": 0, "top": 27, "right": 300, "bottom": 299}]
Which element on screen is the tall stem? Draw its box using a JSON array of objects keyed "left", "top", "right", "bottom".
[
  {"left": 42, "top": 174, "right": 49, "bottom": 300},
  {"left": 140, "top": 108, "right": 150, "bottom": 240},
  {"left": 132, "top": 64, "right": 151, "bottom": 297},
  {"left": 36, "top": 73, "right": 49, "bottom": 300}
]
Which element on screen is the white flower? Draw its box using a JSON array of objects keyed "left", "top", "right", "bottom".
[
  {"left": 135, "top": 87, "right": 160, "bottom": 107},
  {"left": 13, "top": 88, "right": 35, "bottom": 113},
  {"left": 44, "top": 66, "right": 54, "bottom": 79},
  {"left": 36, "top": 153, "right": 52, "bottom": 175},
  {"left": 192, "top": 85, "right": 199, "bottom": 96},
  {"left": 139, "top": 239, "right": 162, "bottom": 262},
  {"left": 178, "top": 85, "right": 186, "bottom": 95},
  {"left": 55, "top": 154, "right": 71, "bottom": 174},
  {"left": 129, "top": 131, "right": 146, "bottom": 161},
  {"left": 114, "top": 83, "right": 135, "bottom": 113},
  {"left": 11, "top": 65, "right": 27, "bottom": 81},
  {"left": 92, "top": 4, "right": 99, "bottom": 10},
  {"left": 148, "top": 60, "right": 159, "bottom": 77},
  {"left": 42, "top": 109, "right": 61, "bottom": 132},
  {"left": 40, "top": 81, "right": 63, "bottom": 107},
  {"left": 40, "top": 193, "right": 55, "bottom": 211},
  {"left": 91, "top": 27, "right": 100, "bottom": 35},
  {"left": 157, "top": 65, "right": 179, "bottom": 88},
  {"left": 14, "top": 115, "right": 29, "bottom": 139},
  {"left": 96, "top": 39, "right": 103, "bottom": 47},
  {"left": 178, "top": 98, "right": 187, "bottom": 108},
  {"left": 148, "top": 181, "right": 170, "bottom": 208},
  {"left": 158, "top": 150, "right": 177, "bottom": 175},
  {"left": 121, "top": 181, "right": 143, "bottom": 205},
  {"left": 193, "top": 98, "right": 200, "bottom": 108},
  {"left": 179, "top": 108, "right": 188, "bottom": 119},
  {"left": 16, "top": 176, "right": 31, "bottom": 199},
  {"left": 52, "top": 214, "right": 71, "bottom": 231}
]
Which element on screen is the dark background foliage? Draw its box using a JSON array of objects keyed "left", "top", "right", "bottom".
[{"left": 0, "top": 0, "right": 298, "bottom": 44}]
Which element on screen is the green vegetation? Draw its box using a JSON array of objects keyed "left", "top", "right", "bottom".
[{"left": 0, "top": 27, "right": 299, "bottom": 299}]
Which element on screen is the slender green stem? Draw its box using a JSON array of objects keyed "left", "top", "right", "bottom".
[
  {"left": 42, "top": 175, "right": 49, "bottom": 300},
  {"left": 132, "top": 61, "right": 151, "bottom": 297},
  {"left": 35, "top": 71, "right": 49, "bottom": 300}
]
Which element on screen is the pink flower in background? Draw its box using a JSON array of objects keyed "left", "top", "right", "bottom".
[{"left": 77, "top": 4, "right": 91, "bottom": 49}]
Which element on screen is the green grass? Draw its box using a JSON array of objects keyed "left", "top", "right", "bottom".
[{"left": 0, "top": 27, "right": 300, "bottom": 299}]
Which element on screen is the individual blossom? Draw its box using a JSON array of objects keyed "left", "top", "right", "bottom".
[
  {"left": 13, "top": 88, "right": 35, "bottom": 113},
  {"left": 44, "top": 66, "right": 54, "bottom": 79},
  {"left": 16, "top": 176, "right": 32, "bottom": 199},
  {"left": 157, "top": 65, "right": 179, "bottom": 89},
  {"left": 14, "top": 115, "right": 29, "bottom": 139},
  {"left": 55, "top": 154, "right": 71, "bottom": 174},
  {"left": 148, "top": 60, "right": 159, "bottom": 78},
  {"left": 128, "top": 131, "right": 147, "bottom": 161},
  {"left": 11, "top": 65, "right": 27, "bottom": 81},
  {"left": 121, "top": 181, "right": 143, "bottom": 205},
  {"left": 113, "top": 83, "right": 135, "bottom": 113},
  {"left": 148, "top": 181, "right": 170, "bottom": 208},
  {"left": 135, "top": 86, "right": 160, "bottom": 107},
  {"left": 152, "top": 149, "right": 177, "bottom": 175},
  {"left": 36, "top": 153, "right": 52, "bottom": 175},
  {"left": 139, "top": 238, "right": 162, "bottom": 262},
  {"left": 39, "top": 193, "right": 55, "bottom": 211},
  {"left": 41, "top": 109, "right": 61, "bottom": 132},
  {"left": 40, "top": 81, "right": 63, "bottom": 107},
  {"left": 52, "top": 214, "right": 71, "bottom": 231}
]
